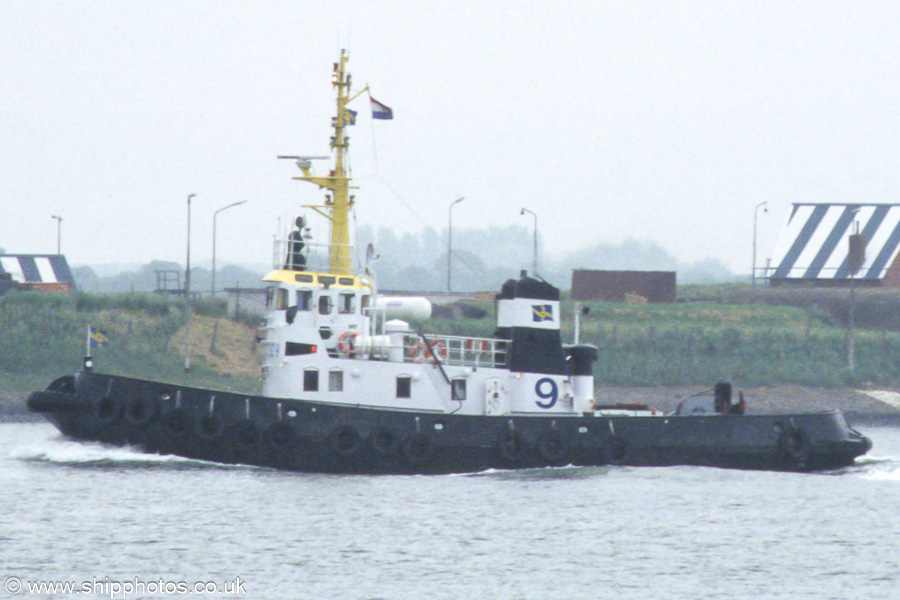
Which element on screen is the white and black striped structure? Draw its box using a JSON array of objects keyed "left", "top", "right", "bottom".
[
  {"left": 769, "top": 203, "right": 900, "bottom": 287},
  {"left": 0, "top": 255, "right": 76, "bottom": 291}
]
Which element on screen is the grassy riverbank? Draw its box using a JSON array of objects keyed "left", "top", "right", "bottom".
[
  {"left": 4, "top": 289, "right": 900, "bottom": 411},
  {"left": 433, "top": 293, "right": 900, "bottom": 388},
  {"left": 0, "top": 292, "right": 261, "bottom": 406}
]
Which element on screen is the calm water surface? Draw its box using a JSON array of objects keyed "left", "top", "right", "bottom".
[{"left": 1, "top": 422, "right": 898, "bottom": 600}]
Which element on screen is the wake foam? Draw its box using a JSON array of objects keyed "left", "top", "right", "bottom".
[
  {"left": 853, "top": 453, "right": 900, "bottom": 481},
  {"left": 8, "top": 433, "right": 246, "bottom": 470}
]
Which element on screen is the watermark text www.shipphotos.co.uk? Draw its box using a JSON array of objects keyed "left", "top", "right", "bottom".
[{"left": 4, "top": 575, "right": 246, "bottom": 598}]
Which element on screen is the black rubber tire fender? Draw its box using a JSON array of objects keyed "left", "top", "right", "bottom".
[
  {"left": 47, "top": 375, "right": 76, "bottom": 394},
  {"left": 369, "top": 428, "right": 398, "bottom": 456},
  {"left": 268, "top": 422, "right": 296, "bottom": 449},
  {"left": 537, "top": 430, "right": 568, "bottom": 464},
  {"left": 92, "top": 395, "right": 122, "bottom": 425},
  {"left": 401, "top": 433, "right": 433, "bottom": 465},
  {"left": 196, "top": 413, "right": 226, "bottom": 441},
  {"left": 27, "top": 390, "right": 84, "bottom": 414},
  {"left": 498, "top": 430, "right": 528, "bottom": 464},
  {"left": 233, "top": 419, "right": 261, "bottom": 447},
  {"left": 329, "top": 425, "right": 363, "bottom": 457},
  {"left": 778, "top": 426, "right": 809, "bottom": 462},
  {"left": 124, "top": 393, "right": 156, "bottom": 426},
  {"left": 163, "top": 409, "right": 190, "bottom": 437},
  {"left": 603, "top": 435, "right": 628, "bottom": 465}
]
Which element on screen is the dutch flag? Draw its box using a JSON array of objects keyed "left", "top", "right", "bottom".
[{"left": 370, "top": 96, "right": 393, "bottom": 120}]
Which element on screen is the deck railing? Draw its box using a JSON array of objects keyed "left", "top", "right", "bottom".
[{"left": 402, "top": 334, "right": 509, "bottom": 369}]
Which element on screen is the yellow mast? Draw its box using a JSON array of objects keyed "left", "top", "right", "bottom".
[{"left": 292, "top": 49, "right": 359, "bottom": 275}]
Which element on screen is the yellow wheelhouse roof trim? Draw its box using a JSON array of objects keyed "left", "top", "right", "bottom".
[{"left": 262, "top": 269, "right": 371, "bottom": 290}]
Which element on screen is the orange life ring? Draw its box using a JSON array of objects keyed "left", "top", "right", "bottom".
[
  {"left": 337, "top": 330, "right": 359, "bottom": 357},
  {"left": 409, "top": 339, "right": 448, "bottom": 364}
]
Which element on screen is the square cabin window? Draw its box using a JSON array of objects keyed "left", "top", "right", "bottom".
[
  {"left": 318, "top": 294, "right": 333, "bottom": 315},
  {"left": 339, "top": 293, "right": 355, "bottom": 314},
  {"left": 303, "top": 369, "right": 319, "bottom": 392},
  {"left": 298, "top": 290, "right": 312, "bottom": 311},
  {"left": 396, "top": 375, "right": 412, "bottom": 399},
  {"left": 329, "top": 370, "right": 343, "bottom": 392},
  {"left": 276, "top": 288, "right": 289, "bottom": 310},
  {"left": 451, "top": 379, "right": 467, "bottom": 401}
]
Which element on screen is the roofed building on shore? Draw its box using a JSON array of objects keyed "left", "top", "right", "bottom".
[
  {"left": 571, "top": 269, "right": 676, "bottom": 303},
  {"left": 769, "top": 203, "right": 900, "bottom": 288},
  {"left": 0, "top": 254, "right": 76, "bottom": 293}
]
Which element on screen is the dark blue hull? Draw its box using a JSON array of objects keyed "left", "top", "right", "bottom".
[{"left": 28, "top": 371, "right": 872, "bottom": 474}]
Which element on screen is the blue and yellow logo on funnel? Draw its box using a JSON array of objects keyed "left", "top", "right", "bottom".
[{"left": 532, "top": 304, "right": 553, "bottom": 322}]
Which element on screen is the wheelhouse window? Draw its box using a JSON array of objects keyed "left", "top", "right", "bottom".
[
  {"left": 297, "top": 289, "right": 313, "bottom": 311},
  {"left": 361, "top": 294, "right": 371, "bottom": 314},
  {"left": 451, "top": 379, "right": 467, "bottom": 401},
  {"left": 267, "top": 287, "right": 290, "bottom": 310},
  {"left": 339, "top": 293, "right": 356, "bottom": 314},
  {"left": 318, "top": 294, "right": 333, "bottom": 315},
  {"left": 396, "top": 375, "right": 411, "bottom": 399},
  {"left": 276, "top": 288, "right": 289, "bottom": 310},
  {"left": 329, "top": 369, "right": 344, "bottom": 392},
  {"left": 303, "top": 368, "right": 319, "bottom": 392}
]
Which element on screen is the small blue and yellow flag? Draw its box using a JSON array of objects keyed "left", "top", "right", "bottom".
[
  {"left": 532, "top": 304, "right": 553, "bottom": 322},
  {"left": 89, "top": 326, "right": 109, "bottom": 349}
]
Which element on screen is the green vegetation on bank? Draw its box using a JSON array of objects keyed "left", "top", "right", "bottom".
[
  {"left": 433, "top": 295, "right": 900, "bottom": 388},
  {"left": 4, "top": 288, "right": 900, "bottom": 403},
  {"left": 0, "top": 292, "right": 261, "bottom": 400}
]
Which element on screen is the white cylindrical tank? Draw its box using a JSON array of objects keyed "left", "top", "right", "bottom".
[{"left": 375, "top": 296, "right": 432, "bottom": 321}]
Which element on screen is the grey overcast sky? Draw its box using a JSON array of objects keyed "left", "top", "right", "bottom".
[{"left": 3, "top": 1, "right": 900, "bottom": 275}]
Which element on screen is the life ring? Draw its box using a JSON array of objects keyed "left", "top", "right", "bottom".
[
  {"left": 124, "top": 393, "right": 156, "bottom": 426},
  {"left": 163, "top": 409, "right": 190, "bottom": 436},
  {"left": 777, "top": 426, "right": 809, "bottom": 463},
  {"left": 369, "top": 429, "right": 398, "bottom": 456},
  {"left": 233, "top": 419, "right": 261, "bottom": 447},
  {"left": 92, "top": 395, "right": 122, "bottom": 425},
  {"left": 337, "top": 330, "right": 359, "bottom": 357},
  {"left": 196, "top": 413, "right": 225, "bottom": 440},
  {"left": 329, "top": 425, "right": 362, "bottom": 457},
  {"left": 409, "top": 339, "right": 448, "bottom": 364},
  {"left": 498, "top": 430, "right": 527, "bottom": 464},
  {"left": 401, "top": 433, "right": 433, "bottom": 465},
  {"left": 268, "top": 422, "right": 296, "bottom": 448},
  {"left": 537, "top": 430, "right": 568, "bottom": 464}
]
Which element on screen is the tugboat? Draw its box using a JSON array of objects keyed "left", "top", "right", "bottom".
[{"left": 28, "top": 52, "right": 871, "bottom": 473}]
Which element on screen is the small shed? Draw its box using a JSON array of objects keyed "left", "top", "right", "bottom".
[
  {"left": 769, "top": 203, "right": 900, "bottom": 287},
  {"left": 0, "top": 254, "right": 76, "bottom": 293},
  {"left": 571, "top": 269, "right": 676, "bottom": 303}
]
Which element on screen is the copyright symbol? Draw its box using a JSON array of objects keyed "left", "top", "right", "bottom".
[{"left": 5, "top": 576, "right": 22, "bottom": 594}]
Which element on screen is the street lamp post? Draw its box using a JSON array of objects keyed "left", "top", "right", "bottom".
[
  {"left": 51, "top": 215, "right": 62, "bottom": 255},
  {"left": 185, "top": 194, "right": 195, "bottom": 298},
  {"left": 447, "top": 197, "right": 465, "bottom": 292},
  {"left": 184, "top": 193, "right": 195, "bottom": 373},
  {"left": 520, "top": 208, "right": 538, "bottom": 275},
  {"left": 212, "top": 200, "right": 247, "bottom": 297},
  {"left": 752, "top": 201, "right": 768, "bottom": 289}
]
